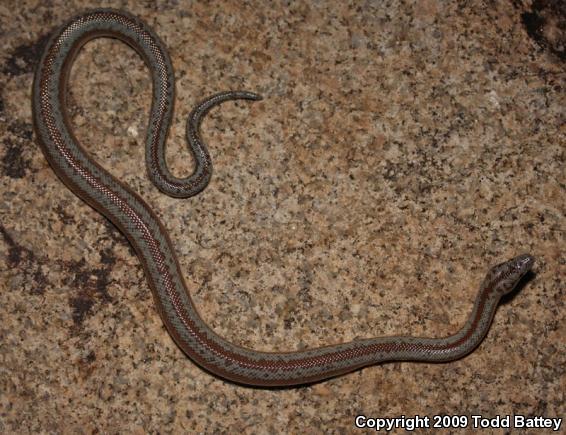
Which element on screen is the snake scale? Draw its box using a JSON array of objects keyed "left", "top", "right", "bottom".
[{"left": 32, "top": 9, "right": 534, "bottom": 386}]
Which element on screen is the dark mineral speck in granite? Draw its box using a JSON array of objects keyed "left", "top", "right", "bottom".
[{"left": 2, "top": 34, "right": 50, "bottom": 76}]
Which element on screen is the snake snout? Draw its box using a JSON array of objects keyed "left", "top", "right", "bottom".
[{"left": 514, "top": 253, "right": 535, "bottom": 274}]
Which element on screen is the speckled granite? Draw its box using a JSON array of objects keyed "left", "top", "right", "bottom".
[{"left": 1, "top": 0, "right": 564, "bottom": 433}]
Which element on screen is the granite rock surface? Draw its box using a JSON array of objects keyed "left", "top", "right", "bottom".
[{"left": 0, "top": 0, "right": 564, "bottom": 433}]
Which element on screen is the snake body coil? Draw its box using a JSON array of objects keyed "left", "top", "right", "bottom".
[{"left": 32, "top": 9, "right": 534, "bottom": 386}]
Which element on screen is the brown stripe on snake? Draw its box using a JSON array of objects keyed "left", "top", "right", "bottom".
[{"left": 32, "top": 9, "right": 535, "bottom": 386}]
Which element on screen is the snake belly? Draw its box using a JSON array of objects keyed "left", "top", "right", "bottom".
[{"left": 32, "top": 9, "right": 534, "bottom": 386}]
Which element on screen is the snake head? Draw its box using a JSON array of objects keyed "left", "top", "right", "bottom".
[{"left": 485, "top": 254, "right": 535, "bottom": 296}]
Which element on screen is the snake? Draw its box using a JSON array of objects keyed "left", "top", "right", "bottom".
[{"left": 32, "top": 9, "right": 535, "bottom": 386}]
